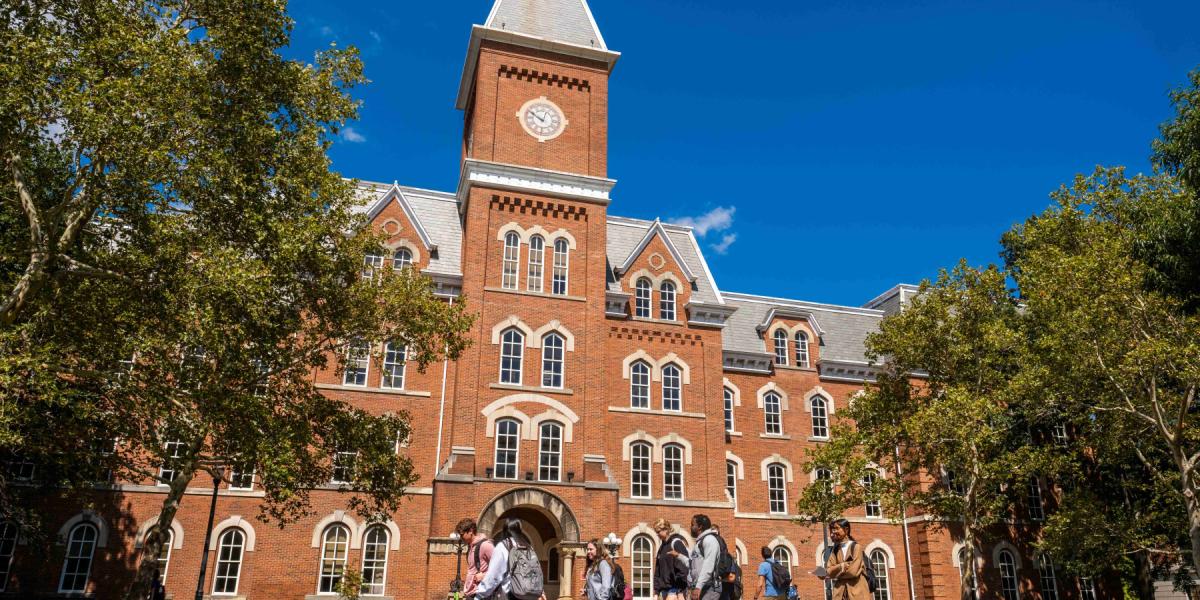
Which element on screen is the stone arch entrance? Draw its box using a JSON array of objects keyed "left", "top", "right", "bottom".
[{"left": 478, "top": 487, "right": 581, "bottom": 600}]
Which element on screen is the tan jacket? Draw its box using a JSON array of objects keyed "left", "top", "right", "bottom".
[{"left": 825, "top": 541, "right": 872, "bottom": 600}]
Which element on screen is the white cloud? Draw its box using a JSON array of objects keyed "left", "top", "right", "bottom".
[
  {"left": 320, "top": 25, "right": 335, "bottom": 37},
  {"left": 341, "top": 127, "right": 366, "bottom": 143},
  {"left": 710, "top": 233, "right": 737, "bottom": 255},
  {"left": 369, "top": 30, "right": 382, "bottom": 43},
  {"left": 674, "top": 206, "right": 735, "bottom": 237}
]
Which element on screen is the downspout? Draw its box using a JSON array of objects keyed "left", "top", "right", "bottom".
[
  {"left": 434, "top": 296, "right": 454, "bottom": 475},
  {"left": 894, "top": 444, "right": 917, "bottom": 600}
]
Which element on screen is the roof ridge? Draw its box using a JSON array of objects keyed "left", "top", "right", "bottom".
[{"left": 724, "top": 291, "right": 885, "bottom": 316}]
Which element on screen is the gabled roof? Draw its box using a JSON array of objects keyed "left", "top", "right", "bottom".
[
  {"left": 484, "top": 0, "right": 608, "bottom": 50},
  {"left": 353, "top": 182, "right": 462, "bottom": 277},
  {"left": 361, "top": 184, "right": 436, "bottom": 251},
  {"left": 615, "top": 219, "right": 697, "bottom": 283},
  {"left": 605, "top": 217, "right": 724, "bottom": 305},
  {"left": 721, "top": 292, "right": 884, "bottom": 364}
]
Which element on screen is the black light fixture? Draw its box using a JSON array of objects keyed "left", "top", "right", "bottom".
[
  {"left": 485, "top": 467, "right": 493, "bottom": 478},
  {"left": 524, "top": 471, "right": 534, "bottom": 481},
  {"left": 567, "top": 471, "right": 575, "bottom": 482}
]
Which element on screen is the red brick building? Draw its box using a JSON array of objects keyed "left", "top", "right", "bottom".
[{"left": 0, "top": 2, "right": 1108, "bottom": 599}]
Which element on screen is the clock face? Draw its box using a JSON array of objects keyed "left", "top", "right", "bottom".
[{"left": 517, "top": 97, "right": 568, "bottom": 142}]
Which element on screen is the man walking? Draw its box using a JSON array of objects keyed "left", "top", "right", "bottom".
[
  {"left": 687, "top": 514, "right": 723, "bottom": 600},
  {"left": 456, "top": 518, "right": 494, "bottom": 599},
  {"left": 752, "top": 546, "right": 787, "bottom": 600}
]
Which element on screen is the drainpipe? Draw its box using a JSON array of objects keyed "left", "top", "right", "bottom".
[
  {"left": 434, "top": 296, "right": 454, "bottom": 475},
  {"left": 894, "top": 444, "right": 917, "bottom": 600}
]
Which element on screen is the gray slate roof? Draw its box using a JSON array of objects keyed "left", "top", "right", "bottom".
[
  {"left": 605, "top": 216, "right": 722, "bottom": 305},
  {"left": 485, "top": 0, "right": 607, "bottom": 50},
  {"left": 353, "top": 182, "right": 463, "bottom": 277},
  {"left": 721, "top": 292, "right": 883, "bottom": 364}
]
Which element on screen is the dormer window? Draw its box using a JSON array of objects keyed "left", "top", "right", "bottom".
[
  {"left": 634, "top": 278, "right": 652, "bottom": 318},
  {"left": 795, "top": 332, "right": 810, "bottom": 368},
  {"left": 773, "top": 330, "right": 788, "bottom": 366},
  {"left": 392, "top": 248, "right": 413, "bottom": 271},
  {"left": 659, "top": 281, "right": 676, "bottom": 320}
]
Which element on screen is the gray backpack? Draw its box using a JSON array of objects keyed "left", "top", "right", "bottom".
[{"left": 506, "top": 539, "right": 544, "bottom": 600}]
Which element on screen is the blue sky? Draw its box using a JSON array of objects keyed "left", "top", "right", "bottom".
[{"left": 286, "top": 0, "right": 1200, "bottom": 307}]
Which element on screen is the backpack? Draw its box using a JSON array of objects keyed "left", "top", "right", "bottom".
[
  {"left": 845, "top": 541, "right": 878, "bottom": 593},
  {"left": 697, "top": 532, "right": 733, "bottom": 589},
  {"left": 768, "top": 559, "right": 792, "bottom": 593},
  {"left": 608, "top": 559, "right": 631, "bottom": 600},
  {"left": 505, "top": 539, "right": 544, "bottom": 600}
]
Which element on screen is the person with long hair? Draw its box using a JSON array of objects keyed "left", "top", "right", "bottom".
[
  {"left": 820, "top": 518, "right": 870, "bottom": 600},
  {"left": 581, "top": 538, "right": 614, "bottom": 600},
  {"left": 476, "top": 519, "right": 534, "bottom": 599},
  {"left": 653, "top": 518, "right": 689, "bottom": 600}
]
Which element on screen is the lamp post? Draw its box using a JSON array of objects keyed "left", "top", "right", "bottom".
[
  {"left": 603, "top": 532, "right": 620, "bottom": 559},
  {"left": 449, "top": 531, "right": 466, "bottom": 599},
  {"left": 194, "top": 465, "right": 226, "bottom": 600}
]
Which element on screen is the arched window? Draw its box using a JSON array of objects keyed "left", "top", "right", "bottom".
[
  {"left": 959, "top": 547, "right": 978, "bottom": 600},
  {"left": 362, "top": 252, "right": 383, "bottom": 282},
  {"left": 773, "top": 329, "right": 788, "bottom": 365},
  {"left": 502, "top": 232, "right": 520, "bottom": 289},
  {"left": 631, "top": 442, "right": 651, "bottom": 498},
  {"left": 527, "top": 235, "right": 544, "bottom": 292},
  {"left": 863, "top": 471, "right": 882, "bottom": 518},
  {"left": 0, "top": 522, "right": 16, "bottom": 593},
  {"left": 723, "top": 388, "right": 735, "bottom": 432},
  {"left": 795, "top": 331, "right": 810, "bottom": 368},
  {"left": 663, "top": 443, "right": 684, "bottom": 500},
  {"left": 541, "top": 333, "right": 564, "bottom": 389},
  {"left": 726, "top": 460, "right": 737, "bottom": 505},
  {"left": 362, "top": 526, "right": 390, "bottom": 595},
  {"left": 494, "top": 418, "right": 520, "bottom": 480},
  {"left": 659, "top": 281, "right": 676, "bottom": 321},
  {"left": 539, "top": 421, "right": 562, "bottom": 482},
  {"left": 763, "top": 391, "right": 783, "bottom": 435},
  {"left": 1038, "top": 554, "right": 1059, "bottom": 600},
  {"left": 811, "top": 396, "right": 829, "bottom": 439},
  {"left": 997, "top": 550, "right": 1018, "bottom": 600},
  {"left": 319, "top": 525, "right": 350, "bottom": 594},
  {"left": 381, "top": 341, "right": 407, "bottom": 389},
  {"left": 150, "top": 528, "right": 173, "bottom": 584},
  {"left": 634, "top": 278, "right": 652, "bottom": 318},
  {"left": 870, "top": 549, "right": 890, "bottom": 600},
  {"left": 661, "top": 364, "right": 681, "bottom": 412},
  {"left": 1028, "top": 477, "right": 1045, "bottom": 521},
  {"left": 630, "top": 361, "right": 650, "bottom": 409},
  {"left": 552, "top": 238, "right": 569, "bottom": 295},
  {"left": 59, "top": 523, "right": 97, "bottom": 593},
  {"left": 213, "top": 528, "right": 245, "bottom": 595},
  {"left": 767, "top": 463, "right": 787, "bottom": 514},
  {"left": 1079, "top": 577, "right": 1097, "bottom": 600},
  {"left": 499, "top": 328, "right": 524, "bottom": 385},
  {"left": 343, "top": 339, "right": 370, "bottom": 387},
  {"left": 631, "top": 534, "right": 655, "bottom": 600},
  {"left": 771, "top": 546, "right": 792, "bottom": 577},
  {"left": 392, "top": 248, "right": 413, "bottom": 271}
]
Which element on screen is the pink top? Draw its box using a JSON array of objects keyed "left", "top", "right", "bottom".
[{"left": 464, "top": 537, "right": 495, "bottom": 597}]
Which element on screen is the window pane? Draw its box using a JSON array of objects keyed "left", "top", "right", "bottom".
[
  {"left": 319, "top": 526, "right": 350, "bottom": 593},
  {"left": 773, "top": 330, "right": 788, "bottom": 365},
  {"left": 663, "top": 444, "right": 683, "bottom": 500},
  {"left": 659, "top": 282, "right": 675, "bottom": 320},
  {"left": 726, "top": 460, "right": 737, "bottom": 505},
  {"left": 998, "top": 551, "right": 1018, "bottom": 600},
  {"left": 159, "top": 440, "right": 186, "bottom": 484},
  {"left": 634, "top": 279, "right": 651, "bottom": 318},
  {"left": 631, "top": 442, "right": 651, "bottom": 498},
  {"left": 552, "top": 239, "right": 569, "bottom": 295},
  {"left": 864, "top": 472, "right": 882, "bottom": 518},
  {"left": 500, "top": 329, "right": 524, "bottom": 385},
  {"left": 332, "top": 451, "right": 356, "bottom": 484},
  {"left": 811, "top": 397, "right": 829, "bottom": 438},
  {"left": 59, "top": 524, "right": 97, "bottom": 593},
  {"left": 764, "top": 392, "right": 782, "bottom": 435},
  {"left": 213, "top": 529, "right": 245, "bottom": 594},
  {"left": 870, "top": 550, "right": 890, "bottom": 600},
  {"left": 539, "top": 422, "right": 562, "bottom": 482},
  {"left": 392, "top": 248, "right": 413, "bottom": 271},
  {"left": 723, "top": 388, "right": 735, "bottom": 432},
  {"left": 632, "top": 535, "right": 654, "bottom": 600},
  {"left": 795, "top": 332, "right": 809, "bottom": 367},
  {"left": 362, "top": 527, "right": 390, "bottom": 595},
  {"left": 1028, "top": 477, "right": 1045, "bottom": 521},
  {"left": 1038, "top": 554, "right": 1059, "bottom": 600},
  {"left": 541, "top": 334, "right": 564, "bottom": 389},
  {"left": 343, "top": 339, "right": 370, "bottom": 386},
  {"left": 527, "top": 235, "right": 544, "bottom": 292},
  {"left": 495, "top": 419, "right": 520, "bottom": 480},
  {"left": 0, "top": 522, "right": 17, "bottom": 593},
  {"left": 768, "top": 464, "right": 787, "bottom": 514},
  {"left": 661, "top": 365, "right": 681, "bottom": 411},
  {"left": 771, "top": 547, "right": 792, "bottom": 577},
  {"left": 362, "top": 252, "right": 383, "bottom": 281},
  {"left": 502, "top": 232, "right": 520, "bottom": 289},
  {"left": 630, "top": 362, "right": 650, "bottom": 409},
  {"left": 381, "top": 342, "right": 407, "bottom": 389}
]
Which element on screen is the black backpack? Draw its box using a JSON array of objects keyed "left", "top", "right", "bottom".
[
  {"left": 769, "top": 559, "right": 792, "bottom": 593},
  {"left": 698, "top": 532, "right": 735, "bottom": 586},
  {"left": 836, "top": 541, "right": 878, "bottom": 593},
  {"left": 608, "top": 559, "right": 628, "bottom": 600}
]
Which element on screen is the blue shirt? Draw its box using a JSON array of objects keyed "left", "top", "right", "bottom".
[{"left": 758, "top": 559, "right": 783, "bottom": 596}]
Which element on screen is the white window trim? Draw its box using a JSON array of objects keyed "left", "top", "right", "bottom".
[
  {"left": 538, "top": 421, "right": 563, "bottom": 482},
  {"left": 661, "top": 363, "right": 682, "bottom": 412},
  {"left": 494, "top": 418, "right": 521, "bottom": 480},
  {"left": 527, "top": 234, "right": 545, "bottom": 292},
  {"left": 766, "top": 463, "right": 789, "bottom": 515},
  {"left": 552, "top": 238, "right": 570, "bottom": 296},
  {"left": 630, "top": 441, "right": 652, "bottom": 499},
  {"left": 317, "top": 525, "right": 351, "bottom": 595},
  {"left": 212, "top": 528, "right": 246, "bottom": 596},
  {"left": 499, "top": 328, "right": 525, "bottom": 386},
  {"left": 58, "top": 523, "right": 97, "bottom": 594},
  {"left": 361, "top": 525, "right": 390, "bottom": 595},
  {"left": 342, "top": 340, "right": 371, "bottom": 387},
  {"left": 540, "top": 333, "right": 565, "bottom": 390},
  {"left": 380, "top": 341, "right": 407, "bottom": 390},
  {"left": 662, "top": 443, "right": 685, "bottom": 500}
]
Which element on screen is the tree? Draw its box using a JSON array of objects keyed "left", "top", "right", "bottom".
[{"left": 0, "top": 1, "right": 474, "bottom": 597}]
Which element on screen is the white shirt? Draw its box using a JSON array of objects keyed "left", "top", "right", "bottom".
[{"left": 475, "top": 540, "right": 511, "bottom": 596}]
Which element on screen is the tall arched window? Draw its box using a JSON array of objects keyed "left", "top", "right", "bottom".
[
  {"left": 631, "top": 534, "right": 655, "bottom": 600},
  {"left": 381, "top": 341, "right": 407, "bottom": 389},
  {"left": 811, "top": 396, "right": 829, "bottom": 439},
  {"left": 319, "top": 525, "right": 350, "bottom": 594},
  {"left": 392, "top": 248, "right": 413, "bottom": 271},
  {"left": 502, "top": 232, "right": 520, "bottom": 289},
  {"left": 661, "top": 364, "right": 681, "bottom": 412},
  {"left": 527, "top": 235, "right": 544, "bottom": 292},
  {"left": 212, "top": 528, "right": 245, "bottom": 595},
  {"left": 151, "top": 529, "right": 173, "bottom": 583},
  {"left": 773, "top": 329, "right": 788, "bottom": 365},
  {"left": 1028, "top": 477, "right": 1045, "bottom": 521},
  {"left": 1038, "top": 554, "right": 1059, "bottom": 600},
  {"left": 959, "top": 548, "right": 978, "bottom": 600},
  {"left": 663, "top": 443, "right": 684, "bottom": 500},
  {"left": 764, "top": 391, "right": 783, "bottom": 435},
  {"left": 0, "top": 522, "right": 16, "bottom": 593},
  {"left": 631, "top": 442, "right": 651, "bottom": 498},
  {"left": 795, "top": 331, "right": 810, "bottom": 368},
  {"left": 771, "top": 546, "right": 792, "bottom": 577},
  {"left": 539, "top": 421, "right": 562, "bottom": 482},
  {"left": 869, "top": 549, "right": 890, "bottom": 600},
  {"left": 997, "top": 550, "right": 1019, "bottom": 600},
  {"left": 863, "top": 471, "right": 882, "bottom": 518},
  {"left": 726, "top": 460, "right": 737, "bottom": 505},
  {"left": 494, "top": 418, "right": 520, "bottom": 480},
  {"left": 723, "top": 387, "right": 735, "bottom": 432},
  {"left": 58, "top": 523, "right": 97, "bottom": 593},
  {"left": 659, "top": 281, "right": 676, "bottom": 320},
  {"left": 767, "top": 463, "right": 787, "bottom": 514},
  {"left": 552, "top": 238, "right": 569, "bottom": 295},
  {"left": 362, "top": 525, "right": 390, "bottom": 595},
  {"left": 630, "top": 361, "right": 650, "bottom": 409},
  {"left": 634, "top": 278, "right": 652, "bottom": 318},
  {"left": 499, "top": 328, "right": 524, "bottom": 385},
  {"left": 541, "top": 333, "right": 564, "bottom": 389}
]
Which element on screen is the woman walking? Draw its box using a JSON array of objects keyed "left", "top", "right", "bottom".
[
  {"left": 653, "top": 518, "right": 689, "bottom": 600},
  {"left": 581, "top": 538, "right": 614, "bottom": 600},
  {"left": 820, "top": 519, "right": 871, "bottom": 600}
]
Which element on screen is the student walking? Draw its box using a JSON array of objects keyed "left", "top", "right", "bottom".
[
  {"left": 687, "top": 514, "right": 724, "bottom": 600},
  {"left": 653, "top": 518, "right": 689, "bottom": 600},
  {"left": 752, "top": 546, "right": 788, "bottom": 600},
  {"left": 820, "top": 519, "right": 871, "bottom": 600},
  {"left": 582, "top": 539, "right": 614, "bottom": 600},
  {"left": 475, "top": 519, "right": 545, "bottom": 600},
  {"left": 457, "top": 518, "right": 495, "bottom": 599}
]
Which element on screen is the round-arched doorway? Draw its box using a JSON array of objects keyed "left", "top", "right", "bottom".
[{"left": 478, "top": 487, "right": 581, "bottom": 599}]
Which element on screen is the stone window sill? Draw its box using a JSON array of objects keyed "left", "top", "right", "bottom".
[
  {"left": 759, "top": 433, "right": 792, "bottom": 440},
  {"left": 490, "top": 383, "right": 573, "bottom": 395},
  {"left": 315, "top": 383, "right": 431, "bottom": 397},
  {"left": 608, "top": 406, "right": 705, "bottom": 419},
  {"left": 630, "top": 316, "right": 683, "bottom": 327},
  {"left": 485, "top": 286, "right": 586, "bottom": 302}
]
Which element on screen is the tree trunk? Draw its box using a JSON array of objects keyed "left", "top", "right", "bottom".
[
  {"left": 1131, "top": 550, "right": 1155, "bottom": 600},
  {"left": 124, "top": 460, "right": 198, "bottom": 600},
  {"left": 960, "top": 529, "right": 977, "bottom": 600}
]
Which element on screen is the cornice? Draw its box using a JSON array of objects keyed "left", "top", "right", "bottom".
[
  {"left": 686, "top": 301, "right": 735, "bottom": 328},
  {"left": 456, "top": 159, "right": 616, "bottom": 211}
]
